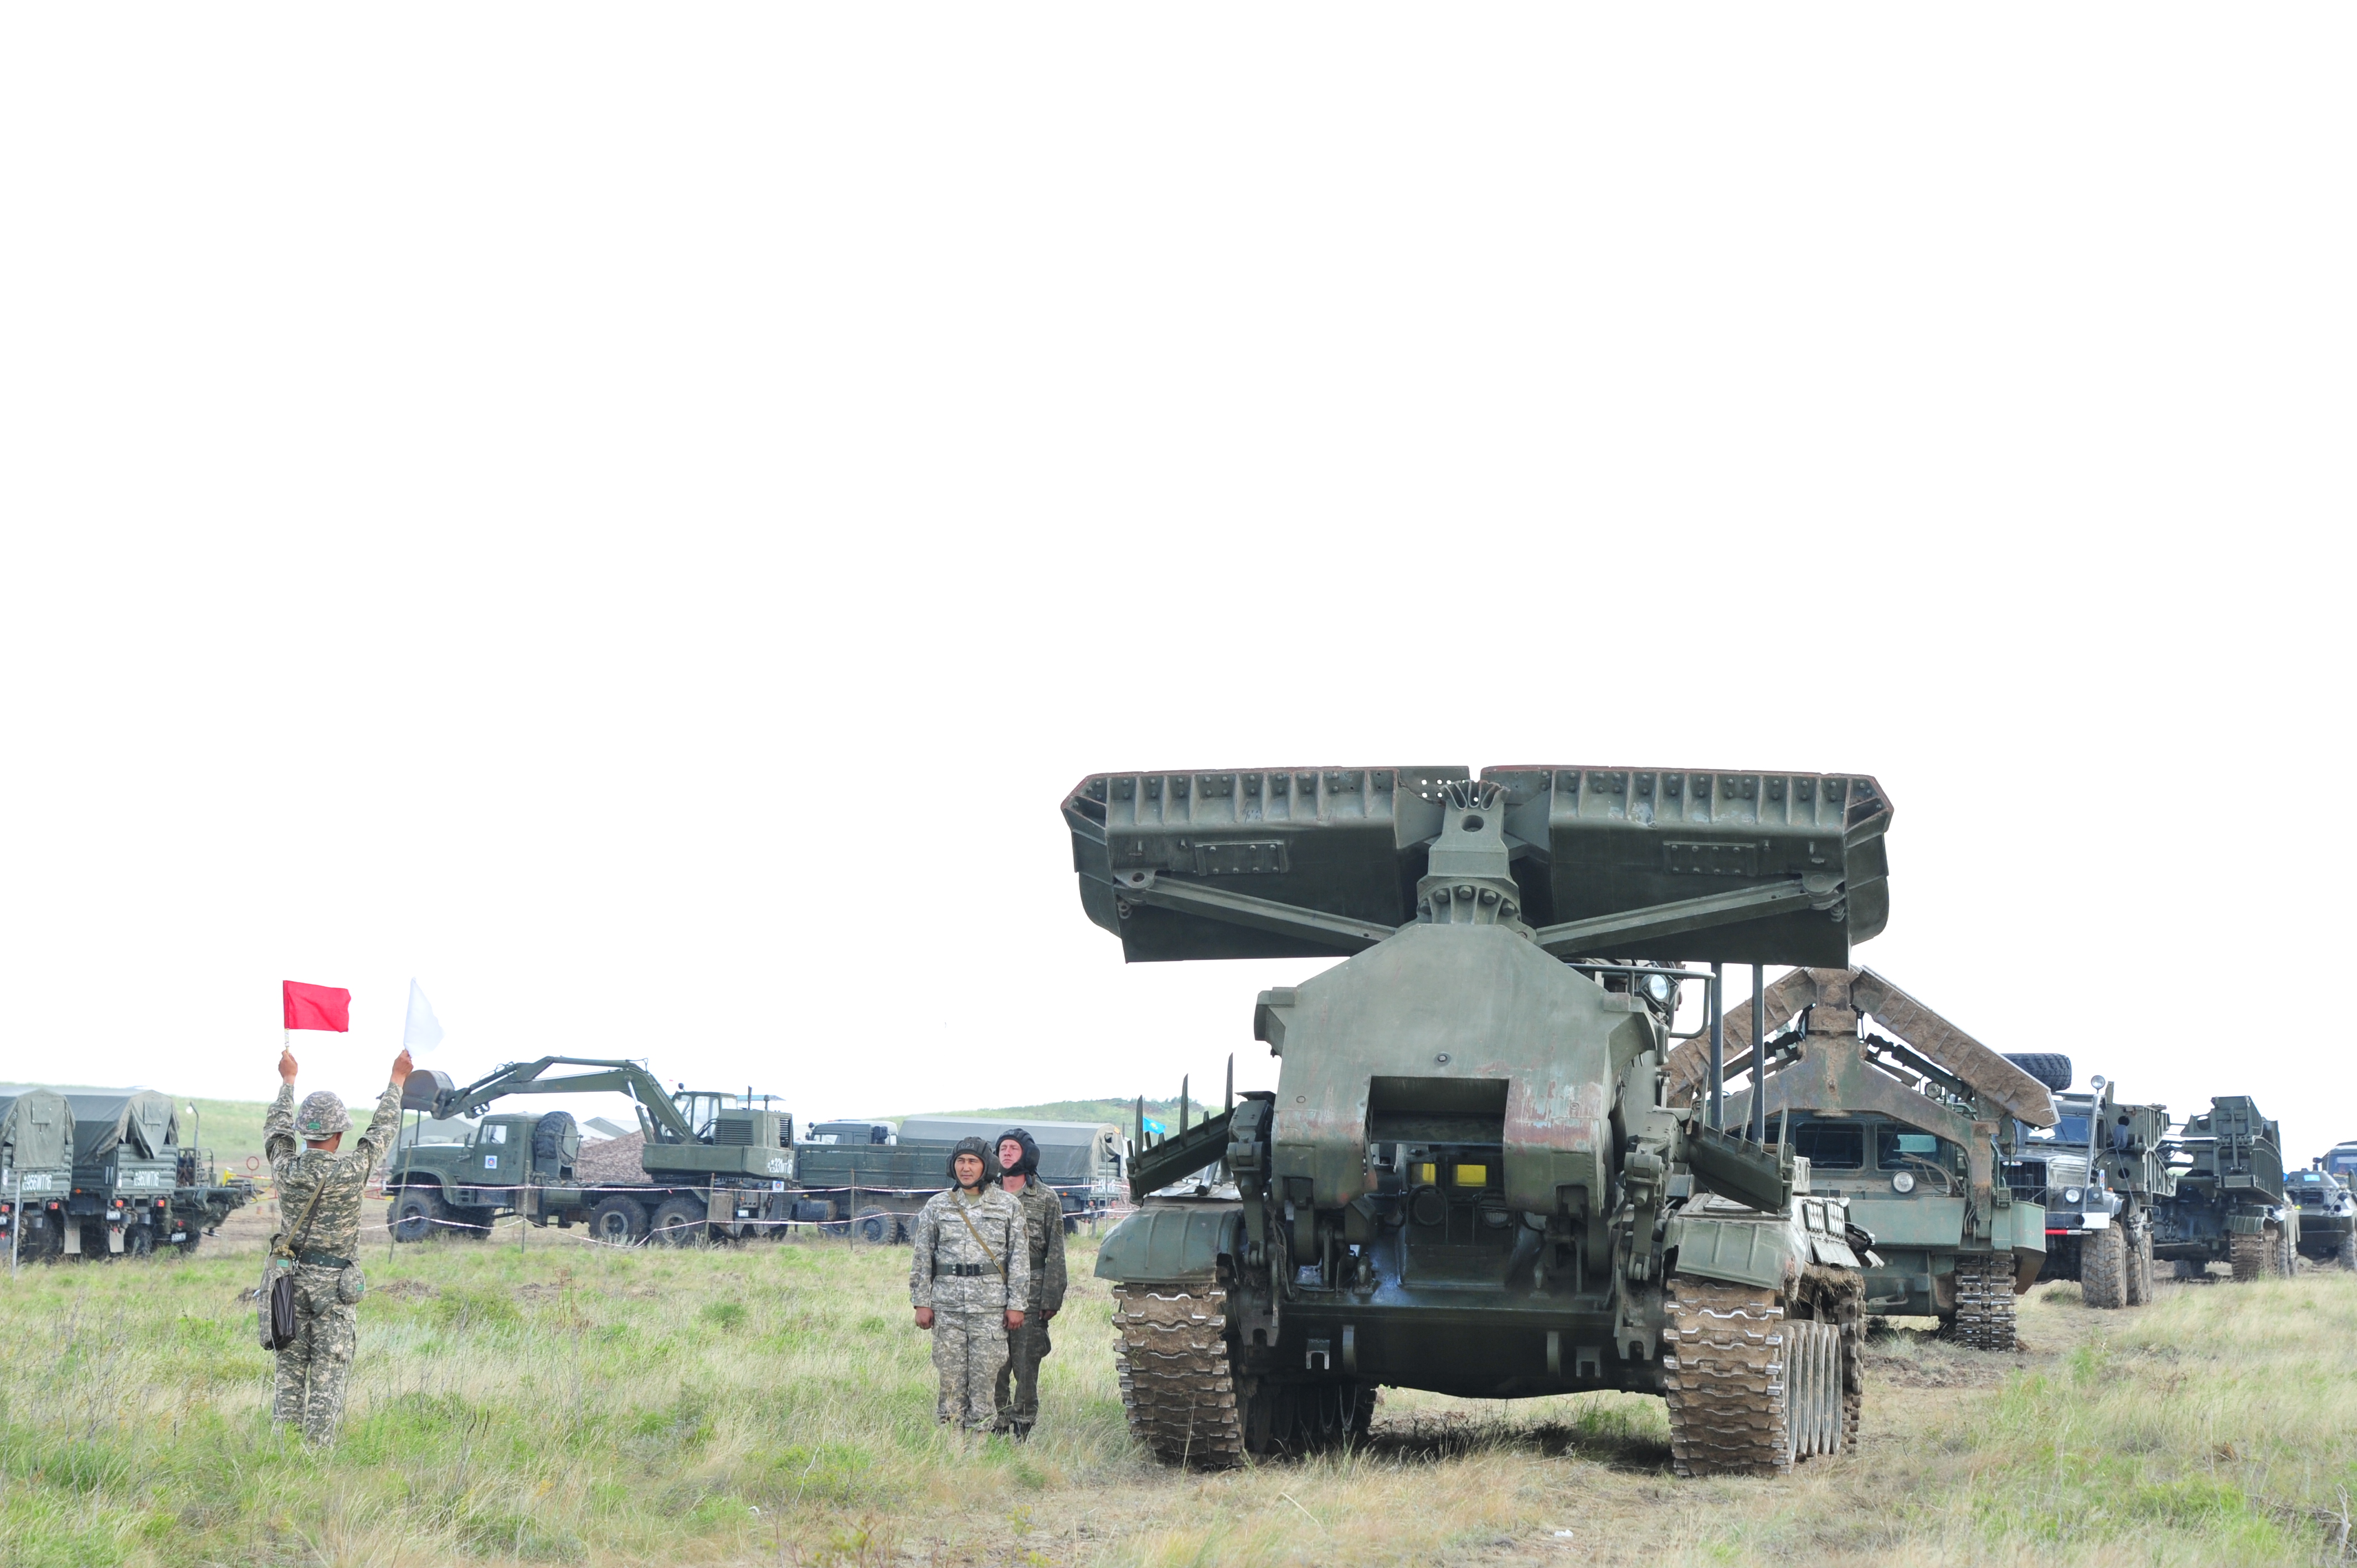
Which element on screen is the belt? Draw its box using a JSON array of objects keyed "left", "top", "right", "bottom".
[
  {"left": 941, "top": 1262, "right": 987, "bottom": 1277},
  {"left": 299, "top": 1250, "right": 353, "bottom": 1270}
]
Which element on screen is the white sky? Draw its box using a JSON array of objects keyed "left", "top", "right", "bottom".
[{"left": 3, "top": 12, "right": 2351, "bottom": 1155}]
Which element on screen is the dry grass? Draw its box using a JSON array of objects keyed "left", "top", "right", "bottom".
[{"left": 2, "top": 1216, "right": 2353, "bottom": 1568}]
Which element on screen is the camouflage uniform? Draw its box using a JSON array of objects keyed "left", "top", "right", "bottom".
[
  {"left": 993, "top": 1179, "right": 1067, "bottom": 1435},
  {"left": 908, "top": 1184, "right": 1030, "bottom": 1430},
  {"left": 264, "top": 1079, "right": 404, "bottom": 1443}
]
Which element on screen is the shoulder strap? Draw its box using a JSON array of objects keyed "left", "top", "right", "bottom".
[
  {"left": 274, "top": 1154, "right": 333, "bottom": 1261},
  {"left": 950, "top": 1196, "right": 1005, "bottom": 1279}
]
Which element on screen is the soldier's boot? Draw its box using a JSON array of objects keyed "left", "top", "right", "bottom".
[{"left": 1009, "top": 1420, "right": 1034, "bottom": 1442}]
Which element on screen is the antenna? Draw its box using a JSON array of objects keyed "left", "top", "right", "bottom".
[
  {"left": 1224, "top": 1055, "right": 1233, "bottom": 1115},
  {"left": 1180, "top": 1076, "right": 1189, "bottom": 1134}
]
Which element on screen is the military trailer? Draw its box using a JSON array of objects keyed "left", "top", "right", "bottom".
[
  {"left": 0, "top": 1090, "right": 75, "bottom": 1261},
  {"left": 2153, "top": 1096, "right": 2297, "bottom": 1281},
  {"left": 2288, "top": 1167, "right": 2356, "bottom": 1270},
  {"left": 389, "top": 1059, "right": 799, "bottom": 1245},
  {"left": 1669, "top": 968, "right": 2054, "bottom": 1350},
  {"left": 2005, "top": 1069, "right": 2171, "bottom": 1309},
  {"left": 1070, "top": 764, "right": 1890, "bottom": 1476}
]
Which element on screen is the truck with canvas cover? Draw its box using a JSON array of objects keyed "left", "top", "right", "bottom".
[
  {"left": 64, "top": 1091, "right": 185, "bottom": 1258},
  {"left": 388, "top": 1059, "right": 799, "bottom": 1245},
  {"left": 1665, "top": 969, "right": 2055, "bottom": 1349},
  {"left": 2004, "top": 1070, "right": 2171, "bottom": 1308},
  {"left": 2153, "top": 1096, "right": 2297, "bottom": 1281},
  {"left": 789, "top": 1120, "right": 1128, "bottom": 1242},
  {"left": 2288, "top": 1167, "right": 2356, "bottom": 1270},
  {"left": 1069, "top": 764, "right": 1891, "bottom": 1476},
  {"left": 0, "top": 1091, "right": 74, "bottom": 1261}
]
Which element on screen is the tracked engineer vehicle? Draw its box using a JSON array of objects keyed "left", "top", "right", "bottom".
[{"left": 1067, "top": 765, "right": 1892, "bottom": 1477}]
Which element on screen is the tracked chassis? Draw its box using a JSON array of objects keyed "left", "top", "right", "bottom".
[{"left": 1069, "top": 765, "right": 1896, "bottom": 1481}]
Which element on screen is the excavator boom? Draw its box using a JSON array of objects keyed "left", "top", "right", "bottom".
[{"left": 428, "top": 1056, "right": 702, "bottom": 1142}]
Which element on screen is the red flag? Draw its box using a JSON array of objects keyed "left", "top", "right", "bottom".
[{"left": 283, "top": 981, "right": 351, "bottom": 1032}]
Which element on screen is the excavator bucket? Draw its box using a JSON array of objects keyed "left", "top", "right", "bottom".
[{"left": 1064, "top": 765, "right": 1892, "bottom": 967}]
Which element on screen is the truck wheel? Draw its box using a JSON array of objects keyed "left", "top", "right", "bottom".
[
  {"left": 651, "top": 1196, "right": 709, "bottom": 1246},
  {"left": 2338, "top": 1231, "right": 2357, "bottom": 1272},
  {"left": 389, "top": 1190, "right": 450, "bottom": 1243},
  {"left": 588, "top": 1195, "right": 650, "bottom": 1245},
  {"left": 2082, "top": 1224, "right": 2128, "bottom": 1309},
  {"left": 852, "top": 1206, "right": 896, "bottom": 1245},
  {"left": 172, "top": 1231, "right": 204, "bottom": 1256},
  {"left": 531, "top": 1111, "right": 577, "bottom": 1169},
  {"left": 2124, "top": 1221, "right": 2152, "bottom": 1306}
]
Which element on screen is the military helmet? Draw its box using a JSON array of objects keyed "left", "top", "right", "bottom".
[
  {"left": 296, "top": 1090, "right": 351, "bottom": 1139},
  {"left": 995, "top": 1127, "right": 1041, "bottom": 1178},
  {"left": 946, "top": 1136, "right": 999, "bottom": 1184}
]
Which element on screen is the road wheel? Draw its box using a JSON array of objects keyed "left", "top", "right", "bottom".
[
  {"left": 2082, "top": 1224, "right": 2128, "bottom": 1309},
  {"left": 852, "top": 1206, "right": 896, "bottom": 1245},
  {"left": 389, "top": 1189, "right": 449, "bottom": 1243},
  {"left": 650, "top": 1196, "right": 709, "bottom": 1246},
  {"left": 588, "top": 1195, "right": 649, "bottom": 1245}
]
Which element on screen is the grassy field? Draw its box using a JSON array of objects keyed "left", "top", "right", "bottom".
[{"left": 4, "top": 1218, "right": 2355, "bottom": 1568}]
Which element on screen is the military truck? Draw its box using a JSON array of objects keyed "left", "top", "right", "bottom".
[
  {"left": 388, "top": 1059, "right": 799, "bottom": 1245},
  {"left": 2005, "top": 1070, "right": 2171, "bottom": 1309},
  {"left": 1069, "top": 764, "right": 1890, "bottom": 1476},
  {"left": 1666, "top": 968, "right": 2054, "bottom": 1350},
  {"left": 0, "top": 1090, "right": 75, "bottom": 1261},
  {"left": 2153, "top": 1097, "right": 2297, "bottom": 1281},
  {"left": 2320, "top": 1142, "right": 2357, "bottom": 1182},
  {"left": 901, "top": 1117, "right": 1128, "bottom": 1216},
  {"left": 2289, "top": 1167, "right": 2356, "bottom": 1270},
  {"left": 786, "top": 1117, "right": 1129, "bottom": 1242},
  {"left": 64, "top": 1091, "right": 186, "bottom": 1257}
]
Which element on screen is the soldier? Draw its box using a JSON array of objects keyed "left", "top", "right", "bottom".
[
  {"left": 265, "top": 1044, "right": 411, "bottom": 1443},
  {"left": 908, "top": 1136, "right": 1029, "bottom": 1433},
  {"left": 992, "top": 1128, "right": 1067, "bottom": 1439}
]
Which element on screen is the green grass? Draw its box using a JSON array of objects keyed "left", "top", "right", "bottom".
[{"left": 4, "top": 1234, "right": 2355, "bottom": 1565}]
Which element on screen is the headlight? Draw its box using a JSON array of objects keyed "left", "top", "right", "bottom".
[
  {"left": 2065, "top": 1188, "right": 2082, "bottom": 1204},
  {"left": 1646, "top": 974, "right": 1672, "bottom": 1002},
  {"left": 1892, "top": 1172, "right": 1916, "bottom": 1194}
]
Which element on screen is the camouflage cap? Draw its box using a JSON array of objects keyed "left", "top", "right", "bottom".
[{"left": 296, "top": 1090, "right": 351, "bottom": 1139}]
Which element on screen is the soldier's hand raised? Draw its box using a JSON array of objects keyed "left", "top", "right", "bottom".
[
  {"left": 279, "top": 1049, "right": 299, "bottom": 1084},
  {"left": 913, "top": 1307, "right": 935, "bottom": 1330},
  {"left": 390, "top": 1049, "right": 413, "bottom": 1088}
]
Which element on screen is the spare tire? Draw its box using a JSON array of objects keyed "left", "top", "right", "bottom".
[
  {"left": 2003, "top": 1053, "right": 2073, "bottom": 1092},
  {"left": 532, "top": 1111, "right": 577, "bottom": 1169}
]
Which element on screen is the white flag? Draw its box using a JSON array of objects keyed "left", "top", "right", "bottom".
[{"left": 403, "top": 979, "right": 445, "bottom": 1055}]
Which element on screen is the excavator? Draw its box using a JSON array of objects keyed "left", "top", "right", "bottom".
[{"left": 386, "top": 1058, "right": 796, "bottom": 1245}]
